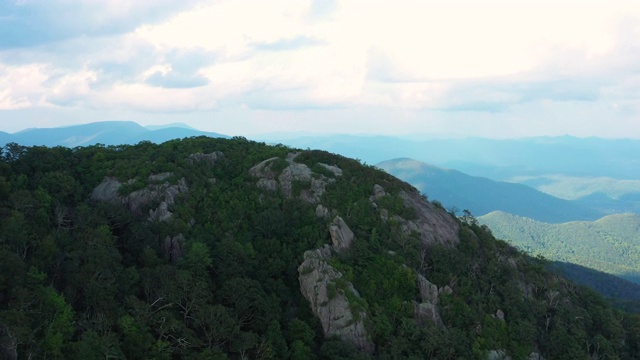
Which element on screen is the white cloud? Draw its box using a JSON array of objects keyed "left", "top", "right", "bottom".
[{"left": 1, "top": 0, "right": 640, "bottom": 137}]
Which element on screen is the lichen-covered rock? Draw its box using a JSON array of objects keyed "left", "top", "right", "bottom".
[
  {"left": 298, "top": 246, "right": 374, "bottom": 354},
  {"left": 187, "top": 151, "right": 225, "bottom": 166},
  {"left": 329, "top": 216, "right": 354, "bottom": 252}
]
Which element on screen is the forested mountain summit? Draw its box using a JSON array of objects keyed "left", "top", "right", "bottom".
[{"left": 1, "top": 137, "right": 639, "bottom": 359}]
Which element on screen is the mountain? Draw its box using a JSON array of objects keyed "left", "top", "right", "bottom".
[
  {"left": 478, "top": 211, "right": 640, "bottom": 284},
  {"left": 549, "top": 261, "right": 640, "bottom": 313},
  {"left": 271, "top": 135, "right": 640, "bottom": 210},
  {"left": 144, "top": 122, "right": 196, "bottom": 131},
  {"left": 273, "top": 135, "right": 640, "bottom": 180},
  {"left": 1, "top": 138, "right": 640, "bottom": 359},
  {"left": 2, "top": 121, "right": 229, "bottom": 147},
  {"left": 377, "top": 158, "right": 603, "bottom": 222}
]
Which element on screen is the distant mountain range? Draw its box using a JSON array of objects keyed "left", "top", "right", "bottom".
[
  {"left": 377, "top": 158, "right": 604, "bottom": 222},
  {"left": 0, "top": 121, "right": 228, "bottom": 148},
  {"left": 479, "top": 211, "right": 640, "bottom": 284},
  {"left": 274, "top": 135, "right": 640, "bottom": 202}
]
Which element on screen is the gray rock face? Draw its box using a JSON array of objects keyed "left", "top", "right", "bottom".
[
  {"left": 398, "top": 191, "right": 460, "bottom": 246},
  {"left": 329, "top": 216, "right": 354, "bottom": 252},
  {"left": 316, "top": 204, "right": 330, "bottom": 219},
  {"left": 250, "top": 154, "right": 341, "bottom": 204},
  {"left": 413, "top": 301, "right": 443, "bottom": 327},
  {"left": 373, "top": 184, "right": 386, "bottom": 199},
  {"left": 488, "top": 349, "right": 511, "bottom": 360},
  {"left": 279, "top": 163, "right": 313, "bottom": 198},
  {"left": 298, "top": 246, "right": 374, "bottom": 354},
  {"left": 528, "top": 352, "right": 545, "bottom": 360},
  {"left": 90, "top": 177, "right": 122, "bottom": 202},
  {"left": 187, "top": 151, "right": 225, "bottom": 166},
  {"left": 148, "top": 172, "right": 173, "bottom": 182},
  {"left": 417, "top": 274, "right": 440, "bottom": 305},
  {"left": 91, "top": 175, "right": 189, "bottom": 222},
  {"left": 249, "top": 157, "right": 279, "bottom": 179},
  {"left": 415, "top": 274, "right": 449, "bottom": 327},
  {"left": 318, "top": 163, "right": 343, "bottom": 177}
]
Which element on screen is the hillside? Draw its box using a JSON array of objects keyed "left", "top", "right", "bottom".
[
  {"left": 2, "top": 121, "right": 228, "bottom": 147},
  {"left": 1, "top": 137, "right": 640, "bottom": 359},
  {"left": 479, "top": 211, "right": 640, "bottom": 284},
  {"left": 377, "top": 158, "right": 602, "bottom": 222}
]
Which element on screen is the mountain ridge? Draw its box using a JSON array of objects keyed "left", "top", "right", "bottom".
[{"left": 377, "top": 157, "right": 604, "bottom": 222}]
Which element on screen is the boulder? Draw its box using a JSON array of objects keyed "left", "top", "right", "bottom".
[
  {"left": 148, "top": 172, "right": 172, "bottom": 182},
  {"left": 90, "top": 177, "right": 122, "bottom": 202},
  {"left": 413, "top": 301, "right": 443, "bottom": 327},
  {"left": 417, "top": 274, "right": 440, "bottom": 305},
  {"left": 488, "top": 350, "right": 511, "bottom": 360},
  {"left": 278, "top": 163, "right": 313, "bottom": 198},
  {"left": 316, "top": 204, "right": 330, "bottom": 219},
  {"left": 329, "top": 216, "right": 354, "bottom": 252},
  {"left": 187, "top": 151, "right": 225, "bottom": 166},
  {"left": 318, "top": 163, "right": 343, "bottom": 177},
  {"left": 373, "top": 184, "right": 386, "bottom": 199},
  {"left": 298, "top": 246, "right": 374, "bottom": 354}
]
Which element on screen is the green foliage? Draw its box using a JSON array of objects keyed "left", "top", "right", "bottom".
[{"left": 0, "top": 137, "right": 638, "bottom": 360}]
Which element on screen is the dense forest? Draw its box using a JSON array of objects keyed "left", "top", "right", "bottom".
[
  {"left": 1, "top": 137, "right": 640, "bottom": 359},
  {"left": 479, "top": 211, "right": 640, "bottom": 284}
]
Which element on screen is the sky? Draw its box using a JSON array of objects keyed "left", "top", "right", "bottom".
[{"left": 1, "top": 0, "right": 639, "bottom": 138}]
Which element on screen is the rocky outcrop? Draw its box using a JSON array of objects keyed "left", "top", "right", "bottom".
[
  {"left": 414, "top": 274, "right": 448, "bottom": 327},
  {"left": 90, "top": 177, "right": 123, "bottom": 202},
  {"left": 249, "top": 153, "right": 341, "bottom": 204},
  {"left": 298, "top": 246, "right": 374, "bottom": 354},
  {"left": 91, "top": 175, "right": 189, "bottom": 222},
  {"left": 488, "top": 349, "right": 511, "bottom": 360},
  {"left": 417, "top": 274, "right": 440, "bottom": 305},
  {"left": 187, "top": 151, "right": 225, "bottom": 166},
  {"left": 372, "top": 184, "right": 386, "bottom": 199},
  {"left": 397, "top": 191, "right": 460, "bottom": 246},
  {"left": 318, "top": 163, "right": 343, "bottom": 177},
  {"left": 329, "top": 216, "right": 354, "bottom": 252},
  {"left": 316, "top": 204, "right": 330, "bottom": 219},
  {"left": 413, "top": 301, "right": 443, "bottom": 327}
]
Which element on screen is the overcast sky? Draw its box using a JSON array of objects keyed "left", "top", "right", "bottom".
[{"left": 1, "top": 0, "right": 639, "bottom": 138}]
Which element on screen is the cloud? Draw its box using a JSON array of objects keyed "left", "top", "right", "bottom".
[
  {"left": 0, "top": 0, "right": 201, "bottom": 49},
  {"left": 1, "top": 0, "right": 640, "bottom": 138}
]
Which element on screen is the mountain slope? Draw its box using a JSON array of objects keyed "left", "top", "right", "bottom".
[
  {"left": 479, "top": 211, "right": 640, "bottom": 284},
  {"left": 1, "top": 138, "right": 639, "bottom": 359},
  {"left": 378, "top": 158, "right": 602, "bottom": 222}
]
